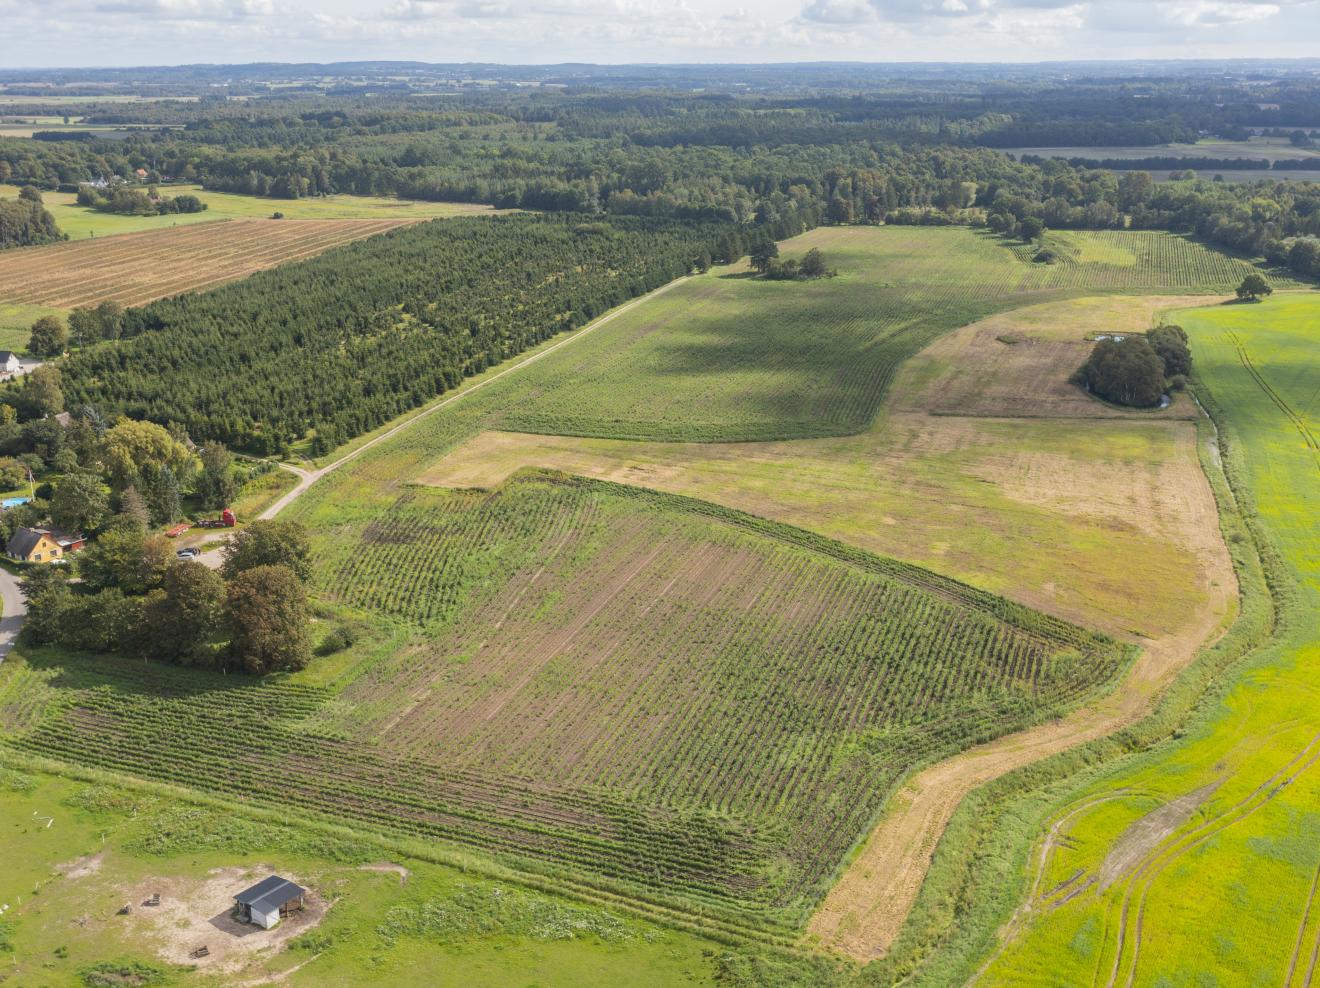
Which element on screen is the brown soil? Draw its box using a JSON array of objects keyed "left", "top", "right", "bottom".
[
  {"left": 1096, "top": 781, "right": 1221, "bottom": 890},
  {"left": 118, "top": 866, "right": 325, "bottom": 977},
  {"left": 0, "top": 218, "right": 415, "bottom": 309}
]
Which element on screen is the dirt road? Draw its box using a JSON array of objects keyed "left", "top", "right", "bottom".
[{"left": 806, "top": 556, "right": 1236, "bottom": 959}]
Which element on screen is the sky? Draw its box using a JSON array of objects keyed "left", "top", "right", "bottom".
[{"left": 2, "top": 0, "right": 1320, "bottom": 68}]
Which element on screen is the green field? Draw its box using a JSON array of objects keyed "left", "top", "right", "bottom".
[
  {"left": 0, "top": 224, "right": 1296, "bottom": 980},
  {"left": 496, "top": 226, "right": 1294, "bottom": 442},
  {"left": 0, "top": 182, "right": 497, "bottom": 241},
  {"left": 0, "top": 470, "right": 1124, "bottom": 936},
  {"left": 0, "top": 764, "right": 731, "bottom": 987},
  {"left": 0, "top": 301, "right": 60, "bottom": 353},
  {"left": 977, "top": 294, "right": 1320, "bottom": 986}
]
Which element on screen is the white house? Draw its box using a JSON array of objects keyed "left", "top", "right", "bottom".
[
  {"left": 0, "top": 352, "right": 20, "bottom": 375},
  {"left": 232, "top": 875, "right": 306, "bottom": 929}
]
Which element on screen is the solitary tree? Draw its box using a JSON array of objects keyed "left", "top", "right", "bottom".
[
  {"left": 1019, "top": 216, "right": 1046, "bottom": 242},
  {"left": 50, "top": 471, "right": 109, "bottom": 533},
  {"left": 1236, "top": 273, "right": 1273, "bottom": 302},
  {"left": 749, "top": 240, "right": 779, "bottom": 274},
  {"left": 221, "top": 519, "right": 312, "bottom": 582},
  {"left": 28, "top": 315, "right": 68, "bottom": 357}
]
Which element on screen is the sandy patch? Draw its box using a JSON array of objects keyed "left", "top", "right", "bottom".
[
  {"left": 358, "top": 862, "right": 410, "bottom": 884},
  {"left": 57, "top": 851, "right": 105, "bottom": 880},
  {"left": 117, "top": 866, "right": 326, "bottom": 977}
]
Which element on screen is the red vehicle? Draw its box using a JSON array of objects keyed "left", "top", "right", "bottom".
[
  {"left": 165, "top": 523, "right": 191, "bottom": 538},
  {"left": 196, "top": 509, "right": 237, "bottom": 529}
]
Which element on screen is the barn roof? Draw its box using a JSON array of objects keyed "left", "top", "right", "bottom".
[
  {"left": 234, "top": 875, "right": 305, "bottom": 912},
  {"left": 0, "top": 351, "right": 16, "bottom": 362}
]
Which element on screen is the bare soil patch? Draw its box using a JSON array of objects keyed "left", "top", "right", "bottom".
[
  {"left": 117, "top": 866, "right": 325, "bottom": 977},
  {"left": 1096, "top": 781, "right": 1221, "bottom": 890},
  {"left": 57, "top": 850, "right": 105, "bottom": 880}
]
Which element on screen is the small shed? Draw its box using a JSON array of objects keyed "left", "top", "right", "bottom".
[{"left": 233, "top": 875, "right": 305, "bottom": 930}]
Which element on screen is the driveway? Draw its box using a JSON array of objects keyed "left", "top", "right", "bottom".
[{"left": 0, "top": 566, "right": 26, "bottom": 663}]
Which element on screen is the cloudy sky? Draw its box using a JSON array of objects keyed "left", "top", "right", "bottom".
[{"left": 3, "top": 0, "right": 1319, "bottom": 67}]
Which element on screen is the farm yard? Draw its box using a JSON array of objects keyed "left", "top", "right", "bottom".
[
  {"left": 0, "top": 218, "right": 415, "bottom": 308},
  {"left": 976, "top": 294, "right": 1320, "bottom": 987}
]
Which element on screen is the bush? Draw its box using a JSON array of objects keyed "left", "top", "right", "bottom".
[
  {"left": 1032, "top": 248, "right": 1058, "bottom": 264},
  {"left": 316, "top": 624, "right": 358, "bottom": 656},
  {"left": 77, "top": 959, "right": 167, "bottom": 987}
]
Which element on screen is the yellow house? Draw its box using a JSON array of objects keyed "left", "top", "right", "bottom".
[{"left": 5, "top": 527, "right": 85, "bottom": 563}]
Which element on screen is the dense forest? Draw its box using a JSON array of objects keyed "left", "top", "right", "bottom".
[
  {"left": 3, "top": 82, "right": 1320, "bottom": 273},
  {"left": 40, "top": 213, "right": 753, "bottom": 452}
]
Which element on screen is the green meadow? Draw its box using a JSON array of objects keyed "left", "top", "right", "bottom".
[{"left": 0, "top": 183, "right": 496, "bottom": 241}]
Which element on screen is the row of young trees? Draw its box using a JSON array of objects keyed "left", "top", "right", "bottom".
[
  {"left": 40, "top": 213, "right": 759, "bottom": 452},
  {"left": 23, "top": 519, "right": 313, "bottom": 674}
]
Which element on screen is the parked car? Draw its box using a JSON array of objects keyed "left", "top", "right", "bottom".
[{"left": 176, "top": 548, "right": 199, "bottom": 560}]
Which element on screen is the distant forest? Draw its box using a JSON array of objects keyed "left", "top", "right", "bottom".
[{"left": 3, "top": 65, "right": 1320, "bottom": 449}]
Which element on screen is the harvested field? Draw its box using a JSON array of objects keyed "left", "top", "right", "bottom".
[
  {"left": 0, "top": 218, "right": 415, "bottom": 308},
  {"left": 892, "top": 295, "right": 1213, "bottom": 419},
  {"left": 2, "top": 472, "right": 1128, "bottom": 929}
]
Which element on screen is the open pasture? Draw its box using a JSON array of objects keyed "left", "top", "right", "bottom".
[
  {"left": 0, "top": 218, "right": 414, "bottom": 308},
  {"left": 0, "top": 182, "right": 498, "bottom": 241},
  {"left": 497, "top": 226, "right": 1292, "bottom": 443},
  {"left": 2, "top": 471, "right": 1126, "bottom": 929},
  {"left": 979, "top": 294, "right": 1320, "bottom": 986}
]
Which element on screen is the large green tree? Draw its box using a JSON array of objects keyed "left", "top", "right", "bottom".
[
  {"left": 1075, "top": 336, "right": 1167, "bottom": 408},
  {"left": 225, "top": 564, "right": 311, "bottom": 674},
  {"left": 142, "top": 562, "right": 227, "bottom": 665},
  {"left": 221, "top": 519, "right": 311, "bottom": 582},
  {"left": 50, "top": 471, "right": 109, "bottom": 533}
]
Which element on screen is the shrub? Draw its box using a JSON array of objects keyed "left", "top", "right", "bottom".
[
  {"left": 316, "top": 624, "right": 358, "bottom": 656},
  {"left": 77, "top": 959, "right": 167, "bottom": 987}
]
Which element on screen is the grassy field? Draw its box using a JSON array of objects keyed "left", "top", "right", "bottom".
[
  {"left": 495, "top": 227, "right": 1293, "bottom": 442},
  {"left": 0, "top": 224, "right": 1281, "bottom": 973},
  {"left": 0, "top": 471, "right": 1124, "bottom": 934},
  {"left": 976, "top": 294, "right": 1320, "bottom": 986},
  {"left": 0, "top": 301, "right": 61, "bottom": 353},
  {"left": 0, "top": 763, "right": 732, "bottom": 987},
  {"left": 420, "top": 294, "right": 1231, "bottom": 640},
  {"left": 1004, "top": 137, "right": 1320, "bottom": 163},
  {"left": 0, "top": 182, "right": 497, "bottom": 240}
]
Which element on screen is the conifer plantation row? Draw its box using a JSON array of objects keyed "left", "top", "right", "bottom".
[{"left": 51, "top": 213, "right": 752, "bottom": 454}]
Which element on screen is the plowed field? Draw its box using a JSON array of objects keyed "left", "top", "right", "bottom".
[{"left": 0, "top": 218, "right": 415, "bottom": 308}]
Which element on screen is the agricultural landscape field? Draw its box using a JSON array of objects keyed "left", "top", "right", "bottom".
[
  {"left": 1, "top": 57, "right": 1319, "bottom": 987},
  {"left": 974, "top": 294, "right": 1320, "bottom": 987}
]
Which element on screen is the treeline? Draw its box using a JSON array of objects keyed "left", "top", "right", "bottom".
[
  {"left": 76, "top": 184, "right": 206, "bottom": 216},
  {"left": 43, "top": 213, "right": 766, "bottom": 453},
  {"left": 0, "top": 187, "right": 63, "bottom": 249}
]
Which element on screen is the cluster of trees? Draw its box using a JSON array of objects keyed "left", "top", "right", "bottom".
[
  {"left": 75, "top": 184, "right": 206, "bottom": 216},
  {"left": 0, "top": 387, "right": 257, "bottom": 554},
  {"left": 0, "top": 185, "right": 63, "bottom": 249},
  {"left": 749, "top": 244, "right": 836, "bottom": 281},
  {"left": 26, "top": 302, "right": 125, "bottom": 356},
  {"left": 40, "top": 214, "right": 748, "bottom": 453},
  {"left": 1074, "top": 323, "right": 1194, "bottom": 408},
  {"left": 22, "top": 518, "right": 313, "bottom": 674}
]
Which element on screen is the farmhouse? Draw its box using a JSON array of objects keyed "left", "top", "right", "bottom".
[
  {"left": 232, "top": 875, "right": 305, "bottom": 929},
  {"left": 6, "top": 526, "right": 85, "bottom": 563},
  {"left": 0, "top": 352, "right": 20, "bottom": 375}
]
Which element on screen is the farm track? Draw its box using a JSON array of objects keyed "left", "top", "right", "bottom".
[
  {"left": 1227, "top": 331, "right": 1320, "bottom": 469},
  {"left": 1287, "top": 861, "right": 1320, "bottom": 988},
  {"left": 0, "top": 219, "right": 416, "bottom": 308},
  {"left": 1103, "top": 730, "right": 1320, "bottom": 987}
]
